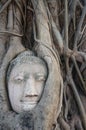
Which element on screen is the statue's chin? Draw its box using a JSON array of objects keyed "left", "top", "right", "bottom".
[
  {"left": 22, "top": 102, "right": 37, "bottom": 111},
  {"left": 12, "top": 102, "right": 37, "bottom": 113}
]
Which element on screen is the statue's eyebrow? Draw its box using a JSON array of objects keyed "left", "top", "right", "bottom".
[
  {"left": 12, "top": 72, "right": 24, "bottom": 79},
  {"left": 35, "top": 73, "right": 47, "bottom": 78}
]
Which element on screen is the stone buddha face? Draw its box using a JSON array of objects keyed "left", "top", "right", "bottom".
[{"left": 7, "top": 51, "right": 47, "bottom": 113}]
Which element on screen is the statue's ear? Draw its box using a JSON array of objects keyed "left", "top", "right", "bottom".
[{"left": 34, "top": 46, "right": 62, "bottom": 108}]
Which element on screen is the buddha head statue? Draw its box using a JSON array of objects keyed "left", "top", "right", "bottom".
[{"left": 7, "top": 51, "right": 48, "bottom": 113}]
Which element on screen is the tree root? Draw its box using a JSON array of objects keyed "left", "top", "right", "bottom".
[
  {"left": 68, "top": 74, "right": 86, "bottom": 130},
  {"left": 0, "top": 0, "right": 25, "bottom": 111},
  {"left": 58, "top": 116, "right": 70, "bottom": 130},
  {"left": 31, "top": 0, "right": 63, "bottom": 130}
]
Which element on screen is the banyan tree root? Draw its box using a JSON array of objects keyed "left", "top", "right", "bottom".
[
  {"left": 45, "top": 0, "right": 86, "bottom": 130},
  {"left": 31, "top": 0, "right": 63, "bottom": 130},
  {"left": 0, "top": 0, "right": 25, "bottom": 112}
]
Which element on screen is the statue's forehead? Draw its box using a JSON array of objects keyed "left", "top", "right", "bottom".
[
  {"left": 7, "top": 51, "right": 48, "bottom": 81},
  {"left": 9, "top": 62, "right": 47, "bottom": 78}
]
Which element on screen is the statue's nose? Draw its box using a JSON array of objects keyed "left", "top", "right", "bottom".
[{"left": 24, "top": 77, "right": 38, "bottom": 97}]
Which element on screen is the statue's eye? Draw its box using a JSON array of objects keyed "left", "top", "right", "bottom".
[
  {"left": 36, "top": 75, "right": 46, "bottom": 81},
  {"left": 14, "top": 77, "right": 24, "bottom": 83}
]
